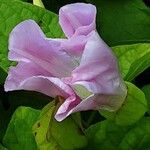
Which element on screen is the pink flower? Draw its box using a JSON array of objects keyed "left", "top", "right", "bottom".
[{"left": 4, "top": 3, "right": 127, "bottom": 121}]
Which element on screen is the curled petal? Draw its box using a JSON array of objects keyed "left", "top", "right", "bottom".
[
  {"left": 55, "top": 95, "right": 81, "bottom": 121},
  {"left": 5, "top": 62, "right": 74, "bottom": 98},
  {"left": 55, "top": 92, "right": 127, "bottom": 121},
  {"left": 61, "top": 35, "right": 87, "bottom": 57},
  {"left": 59, "top": 3, "right": 96, "bottom": 38},
  {"left": 70, "top": 31, "right": 126, "bottom": 94},
  {"left": 9, "top": 20, "right": 75, "bottom": 77},
  {"left": 71, "top": 31, "right": 117, "bottom": 81},
  {"left": 61, "top": 31, "right": 127, "bottom": 117}
]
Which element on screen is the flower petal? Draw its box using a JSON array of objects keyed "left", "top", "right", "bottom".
[
  {"left": 59, "top": 31, "right": 127, "bottom": 119},
  {"left": 70, "top": 31, "right": 126, "bottom": 94},
  {"left": 9, "top": 19, "right": 75, "bottom": 77},
  {"left": 5, "top": 61, "right": 73, "bottom": 98},
  {"left": 55, "top": 92, "right": 127, "bottom": 121},
  {"left": 59, "top": 3, "right": 96, "bottom": 38},
  {"left": 61, "top": 35, "right": 87, "bottom": 57},
  {"left": 55, "top": 95, "right": 81, "bottom": 121},
  {"left": 71, "top": 31, "right": 117, "bottom": 80}
]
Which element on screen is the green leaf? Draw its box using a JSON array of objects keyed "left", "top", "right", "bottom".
[
  {"left": 0, "top": 89, "right": 50, "bottom": 141},
  {"left": 85, "top": 120, "right": 130, "bottom": 150},
  {"left": 87, "top": 0, "right": 150, "bottom": 46},
  {"left": 100, "top": 82, "right": 147, "bottom": 126},
  {"left": 0, "top": 0, "right": 63, "bottom": 83},
  {"left": 3, "top": 107, "right": 40, "bottom": 150},
  {"left": 119, "top": 117, "right": 150, "bottom": 150},
  {"left": 0, "top": 144, "right": 8, "bottom": 150},
  {"left": 112, "top": 43, "right": 150, "bottom": 81},
  {"left": 85, "top": 117, "right": 150, "bottom": 150},
  {"left": 33, "top": 101, "right": 87, "bottom": 150},
  {"left": 142, "top": 85, "right": 150, "bottom": 115},
  {"left": 13, "top": 0, "right": 31, "bottom": 2}
]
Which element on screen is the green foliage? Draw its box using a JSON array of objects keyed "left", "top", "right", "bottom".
[
  {"left": 3, "top": 107, "right": 40, "bottom": 150},
  {"left": 2, "top": 102, "right": 87, "bottom": 150},
  {"left": 100, "top": 82, "right": 147, "bottom": 126},
  {"left": 0, "top": 0, "right": 149, "bottom": 149},
  {"left": 87, "top": 0, "right": 150, "bottom": 46},
  {"left": 86, "top": 117, "right": 150, "bottom": 150},
  {"left": 119, "top": 117, "right": 150, "bottom": 150},
  {"left": 0, "top": 90, "right": 50, "bottom": 141},
  {"left": 0, "top": 0, "right": 63, "bottom": 83},
  {"left": 85, "top": 120, "right": 130, "bottom": 150},
  {"left": 112, "top": 43, "right": 150, "bottom": 81},
  {"left": 142, "top": 85, "right": 150, "bottom": 115},
  {"left": 33, "top": 102, "right": 87, "bottom": 150},
  {"left": 0, "top": 144, "right": 7, "bottom": 150}
]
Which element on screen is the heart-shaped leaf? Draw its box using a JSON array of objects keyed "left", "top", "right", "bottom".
[
  {"left": 3, "top": 107, "right": 40, "bottom": 150},
  {"left": 33, "top": 101, "right": 87, "bottom": 150}
]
